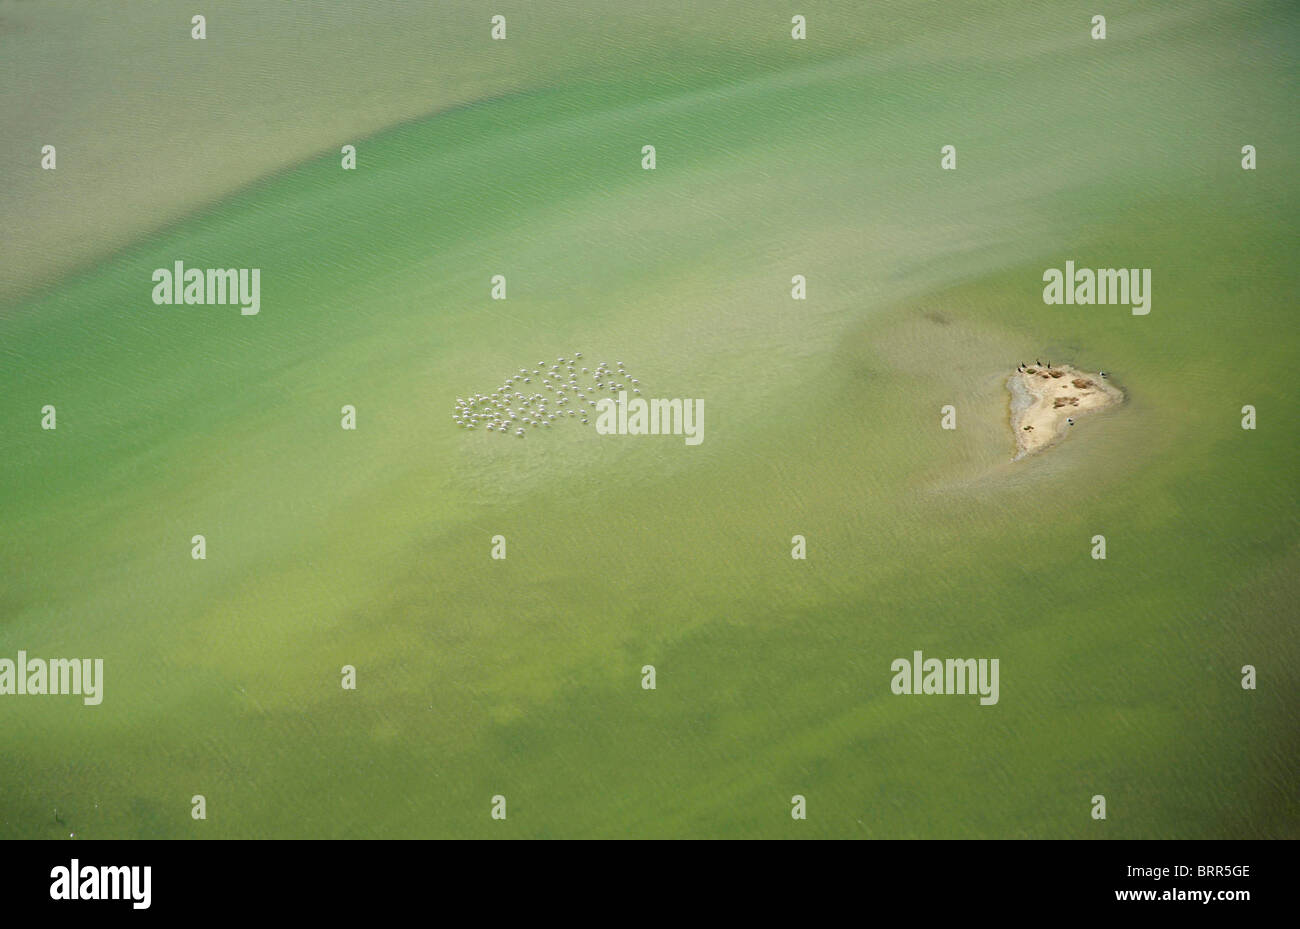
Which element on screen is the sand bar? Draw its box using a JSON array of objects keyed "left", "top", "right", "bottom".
[{"left": 1008, "top": 363, "right": 1123, "bottom": 459}]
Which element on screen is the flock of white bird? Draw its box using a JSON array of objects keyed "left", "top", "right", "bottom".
[{"left": 452, "top": 354, "right": 642, "bottom": 437}]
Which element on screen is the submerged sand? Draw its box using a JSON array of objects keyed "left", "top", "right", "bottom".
[{"left": 1008, "top": 364, "right": 1123, "bottom": 459}]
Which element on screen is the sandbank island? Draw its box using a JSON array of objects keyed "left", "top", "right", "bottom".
[{"left": 1008, "top": 363, "right": 1123, "bottom": 459}]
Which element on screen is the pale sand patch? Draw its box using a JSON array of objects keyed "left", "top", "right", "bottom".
[{"left": 1008, "top": 364, "right": 1122, "bottom": 459}]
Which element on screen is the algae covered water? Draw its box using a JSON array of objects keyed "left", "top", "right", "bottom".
[{"left": 1, "top": 1, "right": 1296, "bottom": 838}]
